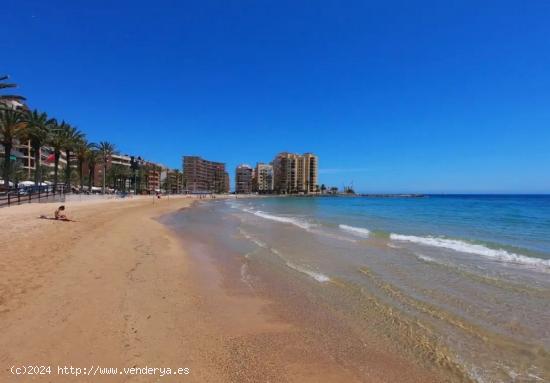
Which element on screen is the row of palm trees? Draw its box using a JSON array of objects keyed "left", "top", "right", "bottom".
[{"left": 1, "top": 75, "right": 116, "bottom": 193}]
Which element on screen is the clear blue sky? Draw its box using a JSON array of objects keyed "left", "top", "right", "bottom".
[{"left": 3, "top": 0, "right": 550, "bottom": 193}]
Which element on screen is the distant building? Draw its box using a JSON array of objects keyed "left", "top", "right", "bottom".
[
  {"left": 7, "top": 141, "right": 69, "bottom": 181},
  {"left": 301, "top": 153, "right": 318, "bottom": 193},
  {"left": 92, "top": 153, "right": 132, "bottom": 188},
  {"left": 255, "top": 163, "right": 273, "bottom": 193},
  {"left": 273, "top": 152, "right": 318, "bottom": 194},
  {"left": 145, "top": 162, "right": 162, "bottom": 193},
  {"left": 182, "top": 156, "right": 228, "bottom": 193},
  {"left": 235, "top": 164, "right": 253, "bottom": 194},
  {"left": 111, "top": 154, "right": 132, "bottom": 168},
  {"left": 224, "top": 172, "right": 230, "bottom": 193},
  {"left": 163, "top": 169, "right": 183, "bottom": 194}
]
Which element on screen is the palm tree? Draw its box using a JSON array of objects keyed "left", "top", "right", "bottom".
[
  {"left": 48, "top": 120, "right": 70, "bottom": 193},
  {"left": 0, "top": 75, "right": 26, "bottom": 104},
  {"left": 86, "top": 146, "right": 100, "bottom": 192},
  {"left": 75, "top": 138, "right": 93, "bottom": 191},
  {"left": 22, "top": 109, "right": 54, "bottom": 186},
  {"left": 0, "top": 106, "right": 27, "bottom": 189},
  {"left": 61, "top": 124, "right": 84, "bottom": 190},
  {"left": 97, "top": 141, "right": 116, "bottom": 194}
]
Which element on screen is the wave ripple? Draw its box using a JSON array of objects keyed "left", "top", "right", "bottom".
[{"left": 390, "top": 234, "right": 550, "bottom": 271}]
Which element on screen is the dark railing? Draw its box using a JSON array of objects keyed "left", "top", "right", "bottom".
[{"left": 0, "top": 185, "right": 69, "bottom": 208}]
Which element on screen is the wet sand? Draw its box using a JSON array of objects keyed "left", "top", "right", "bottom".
[{"left": 1, "top": 197, "right": 447, "bottom": 382}]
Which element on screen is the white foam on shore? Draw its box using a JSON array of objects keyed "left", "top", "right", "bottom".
[
  {"left": 251, "top": 210, "right": 314, "bottom": 230},
  {"left": 338, "top": 224, "right": 370, "bottom": 238},
  {"left": 239, "top": 228, "right": 265, "bottom": 247},
  {"left": 239, "top": 228, "right": 268, "bottom": 249},
  {"left": 240, "top": 237, "right": 330, "bottom": 283},
  {"left": 414, "top": 253, "right": 438, "bottom": 264},
  {"left": 240, "top": 262, "right": 255, "bottom": 289},
  {"left": 285, "top": 261, "right": 331, "bottom": 283},
  {"left": 390, "top": 234, "right": 550, "bottom": 271}
]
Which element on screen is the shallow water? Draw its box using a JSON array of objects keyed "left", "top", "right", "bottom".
[{"left": 166, "top": 196, "right": 550, "bottom": 382}]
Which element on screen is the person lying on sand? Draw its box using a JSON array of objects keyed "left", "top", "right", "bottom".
[
  {"left": 55, "top": 205, "right": 68, "bottom": 220},
  {"left": 39, "top": 205, "right": 76, "bottom": 222}
]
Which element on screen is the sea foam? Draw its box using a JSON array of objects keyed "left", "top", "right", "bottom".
[
  {"left": 251, "top": 210, "right": 314, "bottom": 230},
  {"left": 390, "top": 234, "right": 550, "bottom": 270},
  {"left": 285, "top": 262, "right": 331, "bottom": 283},
  {"left": 239, "top": 228, "right": 268, "bottom": 248},
  {"left": 339, "top": 224, "right": 370, "bottom": 238}
]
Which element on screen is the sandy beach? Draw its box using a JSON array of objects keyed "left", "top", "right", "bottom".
[{"left": 1, "top": 197, "right": 448, "bottom": 382}]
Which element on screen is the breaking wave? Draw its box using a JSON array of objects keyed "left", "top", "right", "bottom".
[
  {"left": 251, "top": 210, "right": 315, "bottom": 230},
  {"left": 339, "top": 224, "right": 370, "bottom": 238},
  {"left": 390, "top": 234, "right": 550, "bottom": 271}
]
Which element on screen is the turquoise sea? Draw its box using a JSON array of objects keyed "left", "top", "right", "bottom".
[
  {"left": 166, "top": 195, "right": 550, "bottom": 382},
  {"left": 243, "top": 194, "right": 550, "bottom": 262}
]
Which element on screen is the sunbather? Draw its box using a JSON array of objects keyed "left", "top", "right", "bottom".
[{"left": 54, "top": 205, "right": 69, "bottom": 220}]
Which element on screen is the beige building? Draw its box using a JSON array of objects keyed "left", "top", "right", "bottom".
[
  {"left": 235, "top": 164, "right": 253, "bottom": 194},
  {"left": 273, "top": 152, "right": 318, "bottom": 194},
  {"left": 301, "top": 153, "right": 318, "bottom": 193},
  {"left": 182, "top": 156, "right": 228, "bottom": 193},
  {"left": 163, "top": 169, "right": 183, "bottom": 194},
  {"left": 255, "top": 163, "right": 273, "bottom": 193}
]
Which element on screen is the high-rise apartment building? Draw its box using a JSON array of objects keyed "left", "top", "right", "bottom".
[
  {"left": 301, "top": 153, "right": 318, "bottom": 193},
  {"left": 273, "top": 152, "right": 318, "bottom": 194},
  {"left": 255, "top": 163, "right": 273, "bottom": 193},
  {"left": 224, "top": 172, "right": 230, "bottom": 193},
  {"left": 182, "top": 156, "right": 228, "bottom": 193},
  {"left": 273, "top": 152, "right": 299, "bottom": 194},
  {"left": 235, "top": 164, "right": 253, "bottom": 194}
]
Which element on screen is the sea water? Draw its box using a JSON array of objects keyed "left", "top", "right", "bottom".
[{"left": 168, "top": 195, "right": 550, "bottom": 382}]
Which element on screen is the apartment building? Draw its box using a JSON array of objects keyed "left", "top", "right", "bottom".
[
  {"left": 145, "top": 162, "right": 162, "bottom": 192},
  {"left": 301, "top": 153, "right": 318, "bottom": 193},
  {"left": 10, "top": 141, "right": 69, "bottom": 180},
  {"left": 255, "top": 163, "right": 273, "bottom": 193},
  {"left": 92, "top": 153, "right": 132, "bottom": 188},
  {"left": 182, "top": 156, "right": 228, "bottom": 193},
  {"left": 235, "top": 164, "right": 253, "bottom": 194},
  {"left": 273, "top": 152, "right": 318, "bottom": 194},
  {"left": 224, "top": 173, "right": 230, "bottom": 193},
  {"left": 164, "top": 169, "right": 183, "bottom": 194}
]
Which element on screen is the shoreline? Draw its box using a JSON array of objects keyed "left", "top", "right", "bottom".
[
  {"left": 161, "top": 200, "right": 456, "bottom": 382},
  {"left": 1, "top": 196, "right": 449, "bottom": 382}
]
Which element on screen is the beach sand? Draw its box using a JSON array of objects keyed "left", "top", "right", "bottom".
[{"left": 0, "top": 197, "right": 446, "bottom": 382}]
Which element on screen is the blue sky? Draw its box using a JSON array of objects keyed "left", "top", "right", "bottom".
[{"left": 3, "top": 0, "right": 550, "bottom": 193}]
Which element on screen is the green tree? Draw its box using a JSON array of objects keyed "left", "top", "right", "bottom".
[
  {"left": 48, "top": 120, "right": 70, "bottom": 192},
  {"left": 107, "top": 164, "right": 131, "bottom": 191},
  {"left": 36, "top": 164, "right": 53, "bottom": 183},
  {"left": 75, "top": 138, "right": 93, "bottom": 190},
  {"left": 97, "top": 141, "right": 116, "bottom": 194},
  {"left": 22, "top": 109, "right": 54, "bottom": 186},
  {"left": 61, "top": 124, "right": 84, "bottom": 190},
  {"left": 86, "top": 146, "right": 100, "bottom": 191},
  {"left": 0, "top": 75, "right": 25, "bottom": 104},
  {"left": 0, "top": 106, "right": 26, "bottom": 189}
]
